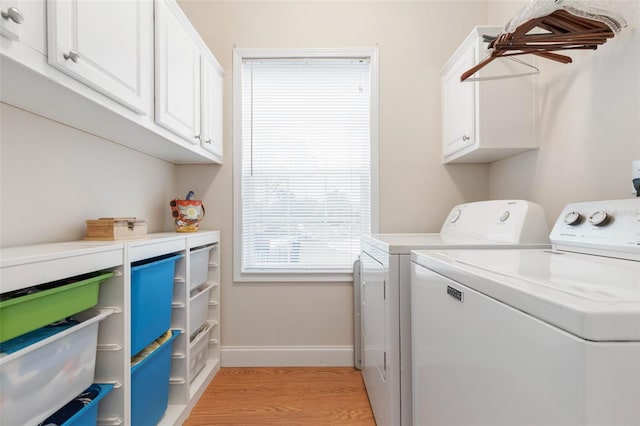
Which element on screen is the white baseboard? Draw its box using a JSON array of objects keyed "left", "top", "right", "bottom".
[{"left": 220, "top": 345, "right": 354, "bottom": 367}]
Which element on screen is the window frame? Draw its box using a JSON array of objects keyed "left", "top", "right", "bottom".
[{"left": 232, "top": 48, "right": 379, "bottom": 282}]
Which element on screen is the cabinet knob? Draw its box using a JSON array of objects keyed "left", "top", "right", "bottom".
[
  {"left": 462, "top": 135, "right": 470, "bottom": 141},
  {"left": 1, "top": 7, "right": 24, "bottom": 24},
  {"left": 195, "top": 135, "right": 201, "bottom": 140},
  {"left": 205, "top": 139, "right": 212, "bottom": 144},
  {"left": 63, "top": 50, "right": 80, "bottom": 63}
]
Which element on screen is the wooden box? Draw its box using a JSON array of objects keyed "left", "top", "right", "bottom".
[{"left": 85, "top": 217, "right": 148, "bottom": 241}]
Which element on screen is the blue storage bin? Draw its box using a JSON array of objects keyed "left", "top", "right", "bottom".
[
  {"left": 131, "top": 253, "right": 183, "bottom": 355},
  {"left": 131, "top": 330, "right": 180, "bottom": 426},
  {"left": 37, "top": 383, "right": 115, "bottom": 426}
]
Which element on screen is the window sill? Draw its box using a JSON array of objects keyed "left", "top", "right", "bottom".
[{"left": 233, "top": 270, "right": 354, "bottom": 283}]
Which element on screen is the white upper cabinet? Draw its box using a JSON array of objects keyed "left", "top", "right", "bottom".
[
  {"left": 46, "top": 0, "right": 153, "bottom": 115},
  {"left": 1, "top": 0, "right": 222, "bottom": 164},
  {"left": 155, "top": 0, "right": 224, "bottom": 160},
  {"left": 441, "top": 26, "right": 537, "bottom": 164},
  {"left": 155, "top": 0, "right": 201, "bottom": 144},
  {"left": 201, "top": 56, "right": 223, "bottom": 160}
]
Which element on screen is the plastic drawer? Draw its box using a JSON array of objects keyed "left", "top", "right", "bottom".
[
  {"left": 131, "top": 253, "right": 183, "bottom": 355},
  {"left": 0, "top": 271, "right": 114, "bottom": 343},
  {"left": 189, "top": 245, "right": 213, "bottom": 291},
  {"left": 189, "top": 322, "right": 212, "bottom": 382},
  {"left": 131, "top": 330, "right": 180, "bottom": 426},
  {"left": 0, "top": 309, "right": 112, "bottom": 426},
  {"left": 189, "top": 283, "right": 212, "bottom": 339}
]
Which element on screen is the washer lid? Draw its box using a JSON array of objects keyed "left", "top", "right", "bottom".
[{"left": 412, "top": 249, "right": 640, "bottom": 341}]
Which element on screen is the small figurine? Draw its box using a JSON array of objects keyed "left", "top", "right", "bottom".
[{"left": 170, "top": 191, "right": 204, "bottom": 232}]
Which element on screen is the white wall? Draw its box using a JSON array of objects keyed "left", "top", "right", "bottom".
[
  {"left": 487, "top": 1, "right": 640, "bottom": 224},
  {"left": 176, "top": 0, "right": 490, "bottom": 364},
  {"left": 0, "top": 103, "right": 177, "bottom": 247}
]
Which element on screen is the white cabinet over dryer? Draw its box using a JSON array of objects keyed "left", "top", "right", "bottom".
[
  {"left": 46, "top": 0, "right": 153, "bottom": 115},
  {"left": 441, "top": 25, "right": 537, "bottom": 164}
]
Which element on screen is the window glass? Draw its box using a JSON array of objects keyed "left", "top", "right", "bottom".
[{"left": 238, "top": 56, "right": 373, "bottom": 277}]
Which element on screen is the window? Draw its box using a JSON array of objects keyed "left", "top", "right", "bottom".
[{"left": 233, "top": 48, "right": 378, "bottom": 282}]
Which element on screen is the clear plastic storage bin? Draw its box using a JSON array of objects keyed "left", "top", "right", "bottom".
[
  {"left": 0, "top": 309, "right": 112, "bottom": 426},
  {"left": 189, "top": 283, "right": 212, "bottom": 339},
  {"left": 189, "top": 245, "right": 214, "bottom": 291},
  {"left": 189, "top": 322, "right": 212, "bottom": 382}
]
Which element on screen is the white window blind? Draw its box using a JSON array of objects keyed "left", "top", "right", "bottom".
[{"left": 239, "top": 56, "right": 372, "bottom": 277}]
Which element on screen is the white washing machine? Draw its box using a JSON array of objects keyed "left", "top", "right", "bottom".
[
  {"left": 359, "top": 200, "right": 550, "bottom": 426},
  {"left": 411, "top": 198, "right": 640, "bottom": 426}
]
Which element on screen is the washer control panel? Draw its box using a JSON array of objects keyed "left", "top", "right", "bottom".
[
  {"left": 440, "top": 200, "right": 549, "bottom": 244},
  {"left": 550, "top": 199, "right": 640, "bottom": 260}
]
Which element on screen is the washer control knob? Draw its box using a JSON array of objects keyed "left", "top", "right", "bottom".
[
  {"left": 499, "top": 210, "right": 510, "bottom": 223},
  {"left": 588, "top": 210, "right": 610, "bottom": 227},
  {"left": 449, "top": 208, "right": 461, "bottom": 223},
  {"left": 563, "top": 211, "right": 582, "bottom": 226}
]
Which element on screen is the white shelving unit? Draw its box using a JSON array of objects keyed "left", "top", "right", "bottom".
[
  {"left": 0, "top": 230, "right": 221, "bottom": 425},
  {"left": 162, "top": 232, "right": 221, "bottom": 425}
]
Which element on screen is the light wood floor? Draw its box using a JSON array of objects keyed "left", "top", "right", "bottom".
[{"left": 184, "top": 367, "right": 376, "bottom": 425}]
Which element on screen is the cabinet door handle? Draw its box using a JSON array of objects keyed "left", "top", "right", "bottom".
[
  {"left": 63, "top": 50, "right": 80, "bottom": 63},
  {"left": 205, "top": 139, "right": 212, "bottom": 144},
  {"left": 462, "top": 135, "right": 470, "bottom": 141},
  {"left": 195, "top": 134, "right": 201, "bottom": 140},
  {"left": 1, "top": 7, "right": 24, "bottom": 24}
]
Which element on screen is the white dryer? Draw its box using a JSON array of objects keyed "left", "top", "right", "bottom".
[
  {"left": 411, "top": 198, "right": 640, "bottom": 426},
  {"left": 359, "top": 200, "right": 550, "bottom": 426}
]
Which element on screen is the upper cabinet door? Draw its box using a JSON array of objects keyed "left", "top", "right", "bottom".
[
  {"left": 442, "top": 45, "right": 476, "bottom": 159},
  {"left": 201, "top": 57, "right": 223, "bottom": 160},
  {"left": 46, "top": 0, "right": 152, "bottom": 115},
  {"left": 0, "top": 0, "right": 24, "bottom": 41},
  {"left": 154, "top": 0, "right": 201, "bottom": 145}
]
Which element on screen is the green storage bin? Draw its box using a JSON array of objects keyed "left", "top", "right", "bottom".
[{"left": 0, "top": 271, "right": 114, "bottom": 343}]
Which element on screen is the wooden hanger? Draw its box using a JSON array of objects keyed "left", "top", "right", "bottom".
[{"left": 461, "top": 9, "right": 617, "bottom": 82}]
